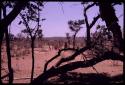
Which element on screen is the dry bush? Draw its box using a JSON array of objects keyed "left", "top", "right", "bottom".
[{"left": 9, "top": 39, "right": 31, "bottom": 57}]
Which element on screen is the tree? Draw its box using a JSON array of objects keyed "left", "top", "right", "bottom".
[
  {"left": 0, "top": 1, "right": 44, "bottom": 83},
  {"left": 0, "top": 1, "right": 28, "bottom": 46},
  {"left": 37, "top": 29, "right": 43, "bottom": 40},
  {"left": 65, "top": 33, "right": 71, "bottom": 48},
  {"left": 0, "top": 1, "right": 123, "bottom": 84},
  {"left": 52, "top": 3, "right": 100, "bottom": 68},
  {"left": 32, "top": 2, "right": 123, "bottom": 84},
  {"left": 68, "top": 20, "right": 84, "bottom": 48},
  {"left": 1, "top": 1, "right": 14, "bottom": 84},
  {"left": 98, "top": 2, "right": 123, "bottom": 51},
  {"left": 20, "top": 2, "right": 44, "bottom": 82},
  {"left": 82, "top": 2, "right": 100, "bottom": 46},
  {"left": 0, "top": 1, "right": 26, "bottom": 83},
  {"left": 0, "top": 1, "right": 28, "bottom": 83},
  {"left": 0, "top": 1, "right": 43, "bottom": 50}
]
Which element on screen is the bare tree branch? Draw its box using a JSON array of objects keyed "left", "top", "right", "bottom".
[
  {"left": 84, "top": 3, "right": 95, "bottom": 12},
  {"left": 83, "top": 3, "right": 100, "bottom": 30},
  {"left": 89, "top": 14, "right": 100, "bottom": 29},
  {"left": 55, "top": 46, "right": 90, "bottom": 67},
  {"left": 83, "top": 5, "right": 89, "bottom": 29},
  {"left": 83, "top": 3, "right": 100, "bottom": 46},
  {"left": 44, "top": 48, "right": 77, "bottom": 72},
  {"left": 32, "top": 51, "right": 123, "bottom": 84}
]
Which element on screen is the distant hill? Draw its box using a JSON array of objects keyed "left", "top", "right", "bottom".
[{"left": 43, "top": 37, "right": 86, "bottom": 42}]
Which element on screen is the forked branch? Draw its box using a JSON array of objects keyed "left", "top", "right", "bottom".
[
  {"left": 55, "top": 46, "right": 90, "bottom": 67},
  {"left": 43, "top": 48, "right": 77, "bottom": 72},
  {"left": 32, "top": 51, "right": 123, "bottom": 84},
  {"left": 84, "top": 3, "right": 100, "bottom": 29}
]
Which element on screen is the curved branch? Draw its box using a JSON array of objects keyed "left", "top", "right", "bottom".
[
  {"left": 0, "top": 1, "right": 28, "bottom": 28},
  {"left": 84, "top": 3, "right": 96, "bottom": 12},
  {"left": 55, "top": 46, "right": 89, "bottom": 67},
  {"left": 0, "top": 1, "right": 28, "bottom": 45},
  {"left": 83, "top": 3, "right": 96, "bottom": 29},
  {"left": 43, "top": 48, "right": 77, "bottom": 72},
  {"left": 31, "top": 51, "right": 123, "bottom": 84}
]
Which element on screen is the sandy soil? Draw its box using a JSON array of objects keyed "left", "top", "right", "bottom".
[{"left": 1, "top": 46, "right": 123, "bottom": 84}]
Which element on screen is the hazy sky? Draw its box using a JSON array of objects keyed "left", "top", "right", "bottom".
[{"left": 10, "top": 2, "right": 123, "bottom": 37}]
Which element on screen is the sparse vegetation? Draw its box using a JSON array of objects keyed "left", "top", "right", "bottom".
[{"left": 0, "top": 1, "right": 123, "bottom": 84}]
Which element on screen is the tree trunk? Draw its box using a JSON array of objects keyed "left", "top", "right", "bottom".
[
  {"left": 3, "top": 7, "right": 13, "bottom": 84},
  {"left": 87, "top": 28, "right": 90, "bottom": 46},
  {"left": 67, "top": 38, "right": 70, "bottom": 46},
  {"left": 0, "top": 37, "right": 3, "bottom": 85},
  {"left": 99, "top": 2, "right": 123, "bottom": 51},
  {"left": 0, "top": 3, "right": 2, "bottom": 83},
  {"left": 30, "top": 37, "right": 35, "bottom": 82},
  {"left": 73, "top": 34, "right": 76, "bottom": 49},
  {"left": 73, "top": 31, "right": 79, "bottom": 49},
  {"left": 0, "top": 3, "right": 27, "bottom": 82},
  {"left": 5, "top": 28, "right": 14, "bottom": 84},
  {"left": 0, "top": 47, "right": 2, "bottom": 84}
]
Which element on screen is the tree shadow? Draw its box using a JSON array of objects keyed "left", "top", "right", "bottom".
[{"left": 44, "top": 72, "right": 123, "bottom": 84}]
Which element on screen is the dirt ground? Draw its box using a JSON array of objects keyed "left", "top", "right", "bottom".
[{"left": 1, "top": 46, "right": 123, "bottom": 84}]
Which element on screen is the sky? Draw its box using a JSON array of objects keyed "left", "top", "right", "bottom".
[{"left": 9, "top": 2, "right": 123, "bottom": 37}]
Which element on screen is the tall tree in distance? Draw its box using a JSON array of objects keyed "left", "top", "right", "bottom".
[
  {"left": 66, "top": 33, "right": 71, "bottom": 48},
  {"left": 68, "top": 20, "right": 84, "bottom": 48},
  {"left": 37, "top": 29, "right": 43, "bottom": 40}
]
